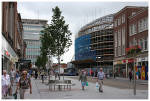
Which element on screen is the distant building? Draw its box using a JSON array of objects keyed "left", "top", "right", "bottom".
[
  {"left": 113, "top": 6, "right": 148, "bottom": 79},
  {"left": 52, "top": 63, "right": 67, "bottom": 74},
  {"left": 22, "top": 19, "right": 47, "bottom": 66}
]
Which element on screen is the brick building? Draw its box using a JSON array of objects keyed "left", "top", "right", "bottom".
[
  {"left": 113, "top": 6, "right": 148, "bottom": 79},
  {"left": 128, "top": 8, "right": 148, "bottom": 80},
  {"left": 2, "top": 2, "right": 26, "bottom": 71}
]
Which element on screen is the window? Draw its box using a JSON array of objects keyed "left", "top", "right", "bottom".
[
  {"left": 138, "top": 20, "right": 142, "bottom": 32},
  {"left": 122, "top": 27, "right": 125, "bottom": 45},
  {"left": 138, "top": 17, "right": 148, "bottom": 33},
  {"left": 118, "top": 17, "right": 121, "bottom": 25},
  {"left": 129, "top": 24, "right": 136, "bottom": 36},
  {"left": 118, "top": 29, "right": 121, "bottom": 46},
  {"left": 131, "top": 12, "right": 136, "bottom": 16},
  {"left": 122, "top": 45, "right": 125, "bottom": 55},
  {"left": 133, "top": 38, "right": 137, "bottom": 46},
  {"left": 114, "top": 20, "right": 117, "bottom": 27},
  {"left": 118, "top": 46, "right": 121, "bottom": 56},
  {"left": 122, "top": 14, "right": 125, "bottom": 23},
  {"left": 115, "top": 47, "right": 118, "bottom": 57},
  {"left": 139, "top": 39, "right": 143, "bottom": 51},
  {"left": 115, "top": 31, "right": 118, "bottom": 47}
]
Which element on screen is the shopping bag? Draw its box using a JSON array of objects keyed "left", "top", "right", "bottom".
[
  {"left": 86, "top": 82, "right": 88, "bottom": 86},
  {"left": 96, "top": 82, "right": 99, "bottom": 89},
  {"left": 8, "top": 86, "right": 12, "bottom": 96},
  {"left": 13, "top": 93, "right": 17, "bottom": 99}
]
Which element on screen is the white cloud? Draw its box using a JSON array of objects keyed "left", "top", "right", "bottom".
[{"left": 17, "top": 1, "right": 148, "bottom": 63}]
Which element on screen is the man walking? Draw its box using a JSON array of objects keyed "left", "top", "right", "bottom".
[{"left": 97, "top": 68, "right": 105, "bottom": 93}]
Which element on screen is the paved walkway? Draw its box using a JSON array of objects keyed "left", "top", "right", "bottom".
[{"left": 17, "top": 76, "right": 148, "bottom": 99}]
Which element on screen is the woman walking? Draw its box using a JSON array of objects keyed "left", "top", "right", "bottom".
[
  {"left": 15, "top": 70, "right": 32, "bottom": 99},
  {"left": 2, "top": 70, "right": 11, "bottom": 98},
  {"left": 79, "top": 70, "right": 87, "bottom": 90}
]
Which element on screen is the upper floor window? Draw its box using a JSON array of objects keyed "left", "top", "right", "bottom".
[
  {"left": 138, "top": 17, "right": 148, "bottom": 33},
  {"left": 122, "top": 27, "right": 125, "bottom": 45},
  {"left": 115, "top": 31, "right": 118, "bottom": 47},
  {"left": 122, "top": 14, "right": 125, "bottom": 23},
  {"left": 118, "top": 17, "right": 121, "bottom": 25},
  {"left": 118, "top": 29, "right": 121, "bottom": 46},
  {"left": 129, "top": 24, "right": 136, "bottom": 36},
  {"left": 131, "top": 12, "right": 136, "bottom": 16}
]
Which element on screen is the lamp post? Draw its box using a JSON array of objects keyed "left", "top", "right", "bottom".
[
  {"left": 133, "top": 58, "right": 136, "bottom": 95},
  {"left": 97, "top": 56, "right": 101, "bottom": 69},
  {"left": 61, "top": 59, "right": 64, "bottom": 80}
]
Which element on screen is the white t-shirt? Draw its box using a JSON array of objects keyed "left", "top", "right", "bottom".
[
  {"left": 10, "top": 70, "right": 16, "bottom": 77},
  {"left": 2, "top": 75, "right": 10, "bottom": 86},
  {"left": 97, "top": 71, "right": 105, "bottom": 80}
]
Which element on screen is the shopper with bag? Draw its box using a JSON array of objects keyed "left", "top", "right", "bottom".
[
  {"left": 2, "top": 70, "right": 11, "bottom": 98},
  {"left": 97, "top": 68, "right": 105, "bottom": 93},
  {"left": 15, "top": 70, "right": 32, "bottom": 99},
  {"left": 79, "top": 70, "right": 87, "bottom": 90},
  {"left": 95, "top": 82, "right": 99, "bottom": 91}
]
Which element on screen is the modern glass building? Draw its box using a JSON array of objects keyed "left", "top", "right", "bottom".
[{"left": 22, "top": 19, "right": 47, "bottom": 66}]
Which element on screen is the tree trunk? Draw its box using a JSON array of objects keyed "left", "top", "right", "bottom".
[{"left": 58, "top": 55, "right": 60, "bottom": 80}]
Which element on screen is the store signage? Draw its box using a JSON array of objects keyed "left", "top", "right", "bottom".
[
  {"left": 5, "top": 51, "right": 10, "bottom": 56},
  {"left": 128, "top": 59, "right": 134, "bottom": 63},
  {"left": 137, "top": 57, "right": 148, "bottom": 62}
]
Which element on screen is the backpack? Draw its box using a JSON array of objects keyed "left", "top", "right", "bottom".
[{"left": 19, "top": 77, "right": 30, "bottom": 89}]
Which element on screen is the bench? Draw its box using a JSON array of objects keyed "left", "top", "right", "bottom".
[{"left": 47, "top": 80, "right": 72, "bottom": 91}]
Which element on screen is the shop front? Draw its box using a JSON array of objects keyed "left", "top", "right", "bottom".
[
  {"left": 114, "top": 57, "right": 148, "bottom": 80},
  {"left": 114, "top": 60, "right": 127, "bottom": 78},
  {"left": 136, "top": 57, "right": 148, "bottom": 80},
  {"left": 2, "top": 35, "right": 19, "bottom": 72}
]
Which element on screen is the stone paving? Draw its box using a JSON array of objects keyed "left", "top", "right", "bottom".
[{"left": 3, "top": 76, "right": 148, "bottom": 99}]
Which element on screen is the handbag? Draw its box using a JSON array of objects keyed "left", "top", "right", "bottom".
[{"left": 86, "top": 82, "right": 88, "bottom": 86}]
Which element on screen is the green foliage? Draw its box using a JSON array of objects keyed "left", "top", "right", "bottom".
[
  {"left": 35, "top": 55, "right": 48, "bottom": 70},
  {"left": 41, "top": 6, "right": 72, "bottom": 58}
]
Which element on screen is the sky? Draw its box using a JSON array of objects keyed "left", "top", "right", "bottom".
[{"left": 17, "top": 1, "right": 148, "bottom": 63}]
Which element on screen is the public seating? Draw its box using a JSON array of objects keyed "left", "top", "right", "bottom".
[{"left": 46, "top": 80, "right": 72, "bottom": 91}]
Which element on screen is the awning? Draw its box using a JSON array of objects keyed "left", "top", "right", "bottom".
[{"left": 71, "top": 59, "right": 95, "bottom": 65}]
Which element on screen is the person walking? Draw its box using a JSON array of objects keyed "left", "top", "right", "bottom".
[
  {"left": 41, "top": 70, "right": 45, "bottom": 83},
  {"left": 97, "top": 68, "right": 105, "bottom": 93},
  {"left": 95, "top": 70, "right": 98, "bottom": 77},
  {"left": 2, "top": 70, "right": 11, "bottom": 98},
  {"left": 79, "top": 70, "right": 87, "bottom": 90},
  {"left": 15, "top": 70, "right": 32, "bottom": 99},
  {"left": 129, "top": 71, "right": 132, "bottom": 82},
  {"left": 15, "top": 70, "right": 20, "bottom": 85},
  {"left": 34, "top": 70, "right": 38, "bottom": 79},
  {"left": 10, "top": 68, "right": 16, "bottom": 86}
]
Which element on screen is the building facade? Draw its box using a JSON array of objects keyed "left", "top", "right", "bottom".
[
  {"left": 22, "top": 19, "right": 47, "bottom": 66},
  {"left": 113, "top": 6, "right": 148, "bottom": 79},
  {"left": 128, "top": 8, "right": 148, "bottom": 80},
  {"left": 2, "top": 2, "right": 25, "bottom": 71},
  {"left": 74, "top": 14, "right": 114, "bottom": 75}
]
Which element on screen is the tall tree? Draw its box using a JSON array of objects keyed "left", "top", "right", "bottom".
[{"left": 41, "top": 6, "right": 72, "bottom": 79}]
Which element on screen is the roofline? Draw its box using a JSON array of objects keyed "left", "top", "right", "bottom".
[
  {"left": 114, "top": 6, "right": 148, "bottom": 16},
  {"left": 128, "top": 8, "right": 148, "bottom": 19},
  {"left": 22, "top": 19, "right": 48, "bottom": 22},
  {"left": 79, "top": 13, "right": 114, "bottom": 32}
]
